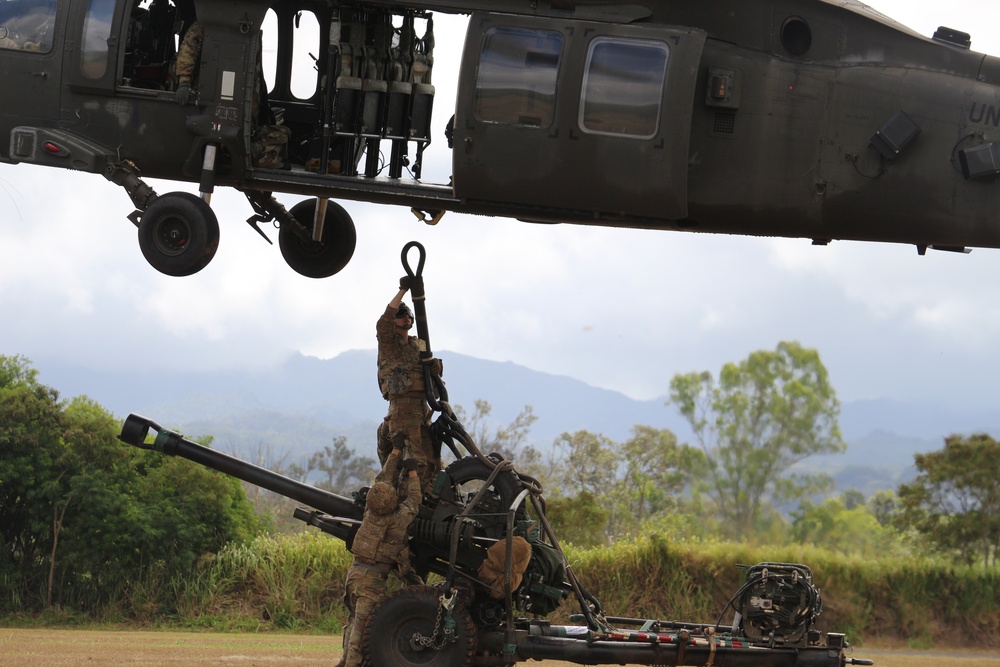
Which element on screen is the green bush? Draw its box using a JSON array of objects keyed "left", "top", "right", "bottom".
[
  {"left": 558, "top": 536, "right": 999, "bottom": 646},
  {"left": 4, "top": 511, "right": 998, "bottom": 646}
]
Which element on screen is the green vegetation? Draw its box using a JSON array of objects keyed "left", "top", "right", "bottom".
[
  {"left": 897, "top": 433, "right": 1000, "bottom": 567},
  {"left": 669, "top": 341, "right": 845, "bottom": 539},
  {"left": 2, "top": 351, "right": 999, "bottom": 647},
  {"left": 561, "top": 536, "right": 1000, "bottom": 646},
  {"left": 0, "top": 354, "right": 261, "bottom": 615},
  {"left": 3, "top": 529, "right": 997, "bottom": 646}
]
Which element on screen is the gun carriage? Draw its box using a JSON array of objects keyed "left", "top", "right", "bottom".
[{"left": 118, "top": 412, "right": 873, "bottom": 667}]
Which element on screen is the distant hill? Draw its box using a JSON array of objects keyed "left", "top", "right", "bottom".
[{"left": 32, "top": 351, "right": 1000, "bottom": 494}]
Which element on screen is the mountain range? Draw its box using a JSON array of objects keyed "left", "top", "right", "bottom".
[{"left": 32, "top": 350, "right": 1000, "bottom": 496}]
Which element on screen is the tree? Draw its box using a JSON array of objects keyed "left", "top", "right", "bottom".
[
  {"left": 790, "top": 494, "right": 902, "bottom": 557},
  {"left": 543, "top": 491, "right": 609, "bottom": 548},
  {"left": 0, "top": 355, "right": 261, "bottom": 612},
  {"left": 0, "top": 356, "right": 65, "bottom": 609},
  {"left": 611, "top": 426, "right": 703, "bottom": 536},
  {"left": 453, "top": 400, "right": 539, "bottom": 461},
  {"left": 544, "top": 426, "right": 701, "bottom": 541},
  {"left": 307, "top": 436, "right": 378, "bottom": 495},
  {"left": 669, "top": 341, "right": 845, "bottom": 539},
  {"left": 867, "top": 490, "right": 899, "bottom": 528},
  {"left": 896, "top": 433, "right": 1000, "bottom": 567},
  {"left": 551, "top": 430, "right": 619, "bottom": 498}
]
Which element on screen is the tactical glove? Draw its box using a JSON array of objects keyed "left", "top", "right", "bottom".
[
  {"left": 176, "top": 83, "right": 191, "bottom": 105},
  {"left": 423, "top": 357, "right": 443, "bottom": 376},
  {"left": 399, "top": 275, "right": 412, "bottom": 290},
  {"left": 402, "top": 458, "right": 420, "bottom": 472}
]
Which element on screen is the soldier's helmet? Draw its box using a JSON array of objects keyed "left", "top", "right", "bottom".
[
  {"left": 395, "top": 302, "right": 413, "bottom": 319},
  {"left": 367, "top": 481, "right": 398, "bottom": 515}
]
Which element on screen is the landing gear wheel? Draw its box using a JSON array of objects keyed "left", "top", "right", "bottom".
[
  {"left": 364, "top": 586, "right": 476, "bottom": 667},
  {"left": 138, "top": 192, "right": 220, "bottom": 276},
  {"left": 444, "top": 455, "right": 530, "bottom": 540},
  {"left": 278, "top": 199, "right": 356, "bottom": 278}
]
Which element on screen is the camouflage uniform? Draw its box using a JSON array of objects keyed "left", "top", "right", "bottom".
[
  {"left": 340, "top": 451, "right": 422, "bottom": 667},
  {"left": 174, "top": 21, "right": 203, "bottom": 88},
  {"left": 250, "top": 125, "right": 291, "bottom": 169},
  {"left": 174, "top": 22, "right": 288, "bottom": 168},
  {"left": 249, "top": 34, "right": 290, "bottom": 169},
  {"left": 376, "top": 304, "right": 440, "bottom": 492}
]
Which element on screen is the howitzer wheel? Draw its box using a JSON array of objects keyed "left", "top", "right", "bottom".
[
  {"left": 364, "top": 585, "right": 476, "bottom": 667},
  {"left": 138, "top": 192, "right": 219, "bottom": 276},
  {"left": 278, "top": 199, "right": 356, "bottom": 278},
  {"left": 444, "top": 455, "right": 530, "bottom": 541}
]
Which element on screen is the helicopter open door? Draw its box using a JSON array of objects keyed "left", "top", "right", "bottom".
[{"left": 453, "top": 13, "right": 706, "bottom": 224}]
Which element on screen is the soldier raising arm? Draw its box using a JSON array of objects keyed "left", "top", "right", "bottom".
[
  {"left": 375, "top": 278, "right": 442, "bottom": 492},
  {"left": 337, "top": 449, "right": 421, "bottom": 667}
]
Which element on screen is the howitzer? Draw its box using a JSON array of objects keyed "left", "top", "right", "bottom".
[{"left": 119, "top": 414, "right": 873, "bottom": 667}]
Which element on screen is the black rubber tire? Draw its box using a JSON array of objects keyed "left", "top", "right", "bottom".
[
  {"left": 364, "top": 586, "right": 476, "bottom": 667},
  {"left": 138, "top": 192, "right": 220, "bottom": 276},
  {"left": 443, "top": 455, "right": 529, "bottom": 540},
  {"left": 278, "top": 199, "right": 356, "bottom": 278}
]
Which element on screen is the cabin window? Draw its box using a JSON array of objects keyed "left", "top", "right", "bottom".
[
  {"left": 289, "top": 10, "right": 319, "bottom": 100},
  {"left": 0, "top": 0, "right": 57, "bottom": 53},
  {"left": 474, "top": 26, "right": 563, "bottom": 128},
  {"left": 80, "top": 0, "right": 116, "bottom": 78},
  {"left": 579, "top": 37, "right": 668, "bottom": 139},
  {"left": 261, "top": 9, "right": 278, "bottom": 90},
  {"left": 261, "top": 7, "right": 319, "bottom": 101},
  {"left": 122, "top": 0, "right": 186, "bottom": 90}
]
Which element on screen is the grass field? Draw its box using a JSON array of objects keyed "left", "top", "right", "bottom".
[{"left": 1, "top": 629, "right": 998, "bottom": 667}]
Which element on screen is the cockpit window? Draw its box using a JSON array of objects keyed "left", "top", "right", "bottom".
[
  {"left": 580, "top": 37, "right": 668, "bottom": 139},
  {"left": 0, "top": 0, "right": 56, "bottom": 53},
  {"left": 80, "top": 0, "right": 116, "bottom": 78},
  {"left": 474, "top": 26, "right": 563, "bottom": 128}
]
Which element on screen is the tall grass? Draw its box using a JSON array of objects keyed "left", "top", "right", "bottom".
[
  {"left": 562, "top": 536, "right": 1000, "bottom": 647},
  {"left": 171, "top": 532, "right": 353, "bottom": 632},
  {"left": 4, "top": 531, "right": 996, "bottom": 647}
]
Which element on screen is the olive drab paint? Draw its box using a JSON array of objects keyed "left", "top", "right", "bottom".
[{"left": 2, "top": 0, "right": 998, "bottom": 278}]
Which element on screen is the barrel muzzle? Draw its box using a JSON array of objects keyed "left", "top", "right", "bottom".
[{"left": 118, "top": 413, "right": 163, "bottom": 450}]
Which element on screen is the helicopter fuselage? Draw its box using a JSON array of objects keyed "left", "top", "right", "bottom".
[{"left": 3, "top": 0, "right": 999, "bottom": 276}]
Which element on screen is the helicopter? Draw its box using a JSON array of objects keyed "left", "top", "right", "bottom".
[{"left": 3, "top": 0, "right": 1000, "bottom": 278}]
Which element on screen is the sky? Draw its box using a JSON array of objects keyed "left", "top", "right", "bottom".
[{"left": 3, "top": 0, "right": 1000, "bottom": 413}]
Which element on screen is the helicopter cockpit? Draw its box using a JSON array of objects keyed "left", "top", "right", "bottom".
[{"left": 0, "top": 0, "right": 56, "bottom": 52}]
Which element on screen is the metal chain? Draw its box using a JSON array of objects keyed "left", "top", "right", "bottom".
[{"left": 412, "top": 589, "right": 458, "bottom": 650}]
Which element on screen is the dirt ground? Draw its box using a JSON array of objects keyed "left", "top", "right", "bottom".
[{"left": 1, "top": 628, "right": 998, "bottom": 667}]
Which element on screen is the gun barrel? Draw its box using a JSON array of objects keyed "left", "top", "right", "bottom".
[{"left": 118, "top": 414, "right": 360, "bottom": 520}]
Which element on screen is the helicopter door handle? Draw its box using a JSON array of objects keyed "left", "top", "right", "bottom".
[{"left": 29, "top": 71, "right": 48, "bottom": 79}]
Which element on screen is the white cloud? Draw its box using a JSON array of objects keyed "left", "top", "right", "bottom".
[{"left": 3, "top": 0, "right": 1000, "bottom": 418}]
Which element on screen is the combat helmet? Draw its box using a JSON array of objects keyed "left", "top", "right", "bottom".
[{"left": 366, "top": 481, "right": 398, "bottom": 515}]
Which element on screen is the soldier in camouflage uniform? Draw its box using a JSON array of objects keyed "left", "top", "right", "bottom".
[
  {"left": 174, "top": 20, "right": 290, "bottom": 168},
  {"left": 248, "top": 33, "right": 291, "bottom": 169},
  {"left": 174, "top": 20, "right": 203, "bottom": 104},
  {"left": 376, "top": 278, "right": 443, "bottom": 493},
  {"left": 338, "top": 447, "right": 422, "bottom": 667}
]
